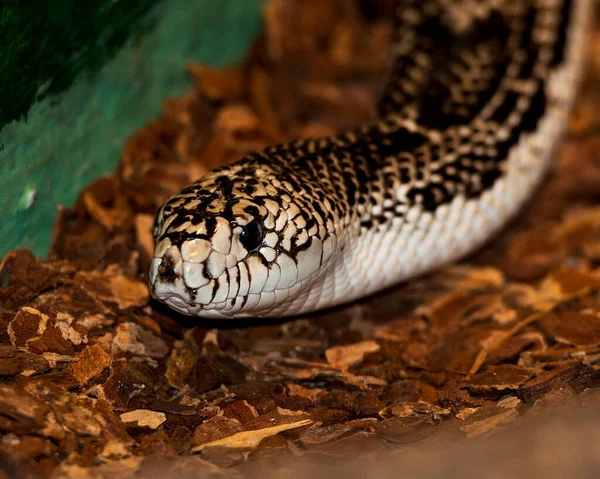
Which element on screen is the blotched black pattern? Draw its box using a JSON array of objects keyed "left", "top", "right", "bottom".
[
  {"left": 249, "top": 0, "right": 574, "bottom": 224},
  {"left": 151, "top": 0, "right": 581, "bottom": 317}
]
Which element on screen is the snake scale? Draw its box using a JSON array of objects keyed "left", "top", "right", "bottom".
[{"left": 149, "top": 0, "right": 592, "bottom": 319}]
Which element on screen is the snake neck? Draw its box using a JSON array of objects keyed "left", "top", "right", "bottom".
[{"left": 263, "top": 0, "right": 592, "bottom": 313}]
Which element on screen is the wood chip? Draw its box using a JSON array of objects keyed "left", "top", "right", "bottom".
[
  {"left": 325, "top": 340, "right": 381, "bottom": 371},
  {"left": 191, "top": 419, "right": 312, "bottom": 452},
  {"left": 71, "top": 344, "right": 112, "bottom": 386},
  {"left": 120, "top": 410, "right": 167, "bottom": 430}
]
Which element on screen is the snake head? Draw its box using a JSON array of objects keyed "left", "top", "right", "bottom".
[{"left": 149, "top": 162, "right": 338, "bottom": 319}]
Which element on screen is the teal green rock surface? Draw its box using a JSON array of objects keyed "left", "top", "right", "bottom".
[{"left": 0, "top": 0, "right": 264, "bottom": 258}]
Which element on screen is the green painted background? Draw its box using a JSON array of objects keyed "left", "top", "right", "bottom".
[{"left": 0, "top": 0, "right": 264, "bottom": 258}]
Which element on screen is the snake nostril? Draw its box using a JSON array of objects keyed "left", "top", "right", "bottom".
[{"left": 157, "top": 256, "right": 177, "bottom": 283}]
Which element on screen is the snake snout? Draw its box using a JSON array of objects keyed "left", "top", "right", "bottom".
[
  {"left": 149, "top": 235, "right": 243, "bottom": 318},
  {"left": 149, "top": 245, "right": 186, "bottom": 304}
]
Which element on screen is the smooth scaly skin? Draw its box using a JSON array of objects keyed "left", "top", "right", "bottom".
[{"left": 150, "top": 0, "right": 592, "bottom": 319}]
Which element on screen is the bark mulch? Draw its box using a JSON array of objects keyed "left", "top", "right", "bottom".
[{"left": 1, "top": 1, "right": 600, "bottom": 477}]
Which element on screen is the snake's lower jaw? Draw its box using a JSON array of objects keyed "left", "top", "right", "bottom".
[{"left": 148, "top": 254, "right": 292, "bottom": 319}]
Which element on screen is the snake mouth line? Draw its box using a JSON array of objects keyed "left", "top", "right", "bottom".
[{"left": 149, "top": 265, "right": 316, "bottom": 319}]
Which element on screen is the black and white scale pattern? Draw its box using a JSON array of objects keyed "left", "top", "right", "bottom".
[{"left": 150, "top": 0, "right": 592, "bottom": 319}]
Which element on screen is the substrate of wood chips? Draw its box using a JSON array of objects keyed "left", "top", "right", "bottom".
[{"left": 2, "top": 1, "right": 600, "bottom": 477}]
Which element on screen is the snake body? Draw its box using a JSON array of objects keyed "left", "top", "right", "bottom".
[{"left": 150, "top": 0, "right": 592, "bottom": 319}]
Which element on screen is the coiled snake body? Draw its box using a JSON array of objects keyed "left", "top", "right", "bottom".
[{"left": 150, "top": 0, "right": 592, "bottom": 319}]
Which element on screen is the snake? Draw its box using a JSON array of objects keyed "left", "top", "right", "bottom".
[{"left": 149, "top": 0, "right": 592, "bottom": 319}]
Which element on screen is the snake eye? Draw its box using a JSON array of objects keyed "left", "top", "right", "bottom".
[{"left": 239, "top": 220, "right": 263, "bottom": 252}]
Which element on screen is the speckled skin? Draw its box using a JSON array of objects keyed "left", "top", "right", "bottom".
[{"left": 150, "top": 0, "right": 592, "bottom": 319}]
